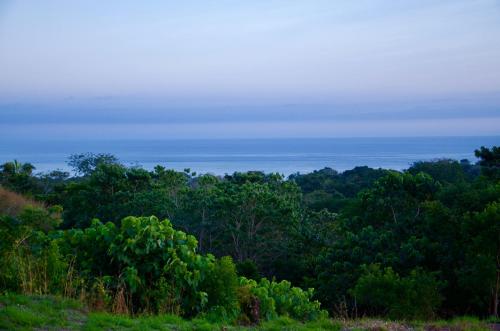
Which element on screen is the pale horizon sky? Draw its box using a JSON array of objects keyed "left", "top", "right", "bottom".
[{"left": 1, "top": 0, "right": 500, "bottom": 139}]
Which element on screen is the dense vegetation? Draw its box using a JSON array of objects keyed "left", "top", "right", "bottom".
[{"left": 0, "top": 146, "right": 499, "bottom": 326}]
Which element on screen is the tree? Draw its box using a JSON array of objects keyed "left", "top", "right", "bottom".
[
  {"left": 0, "top": 160, "right": 38, "bottom": 194},
  {"left": 67, "top": 153, "right": 119, "bottom": 176},
  {"left": 213, "top": 179, "right": 301, "bottom": 275},
  {"left": 352, "top": 264, "right": 443, "bottom": 319},
  {"left": 408, "top": 159, "right": 471, "bottom": 184},
  {"left": 461, "top": 202, "right": 500, "bottom": 317},
  {"left": 475, "top": 146, "right": 500, "bottom": 180}
]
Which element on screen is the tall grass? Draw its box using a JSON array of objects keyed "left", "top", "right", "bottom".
[
  {"left": 0, "top": 187, "right": 43, "bottom": 217},
  {"left": 3, "top": 241, "right": 69, "bottom": 296}
]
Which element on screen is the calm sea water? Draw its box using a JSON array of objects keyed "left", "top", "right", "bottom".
[{"left": 1, "top": 137, "right": 498, "bottom": 175}]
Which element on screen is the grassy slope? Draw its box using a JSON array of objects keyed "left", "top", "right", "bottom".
[
  {"left": 0, "top": 294, "right": 494, "bottom": 331},
  {"left": 0, "top": 187, "right": 44, "bottom": 217}
]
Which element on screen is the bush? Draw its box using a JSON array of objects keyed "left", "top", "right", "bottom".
[
  {"left": 58, "top": 216, "right": 213, "bottom": 316},
  {"left": 266, "top": 279, "right": 327, "bottom": 321},
  {"left": 201, "top": 256, "right": 240, "bottom": 321},
  {"left": 0, "top": 204, "right": 67, "bottom": 295},
  {"left": 0, "top": 187, "right": 43, "bottom": 217},
  {"left": 352, "top": 264, "right": 443, "bottom": 320},
  {"left": 238, "top": 277, "right": 327, "bottom": 322}
]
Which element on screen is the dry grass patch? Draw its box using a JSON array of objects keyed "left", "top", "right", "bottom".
[{"left": 0, "top": 186, "right": 43, "bottom": 216}]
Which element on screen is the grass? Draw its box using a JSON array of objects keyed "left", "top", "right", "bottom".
[
  {"left": 0, "top": 294, "right": 496, "bottom": 331},
  {"left": 83, "top": 314, "right": 342, "bottom": 331},
  {"left": 0, "top": 293, "right": 86, "bottom": 330},
  {"left": 0, "top": 187, "right": 44, "bottom": 217},
  {"left": 345, "top": 317, "right": 496, "bottom": 331}
]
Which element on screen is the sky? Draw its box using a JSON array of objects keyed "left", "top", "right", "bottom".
[{"left": 0, "top": 0, "right": 499, "bottom": 139}]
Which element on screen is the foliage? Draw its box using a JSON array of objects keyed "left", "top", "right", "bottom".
[
  {"left": 239, "top": 277, "right": 327, "bottom": 322},
  {"left": 236, "top": 260, "right": 261, "bottom": 280},
  {"left": 57, "top": 216, "right": 213, "bottom": 315},
  {"left": 0, "top": 205, "right": 326, "bottom": 323},
  {"left": 68, "top": 152, "right": 120, "bottom": 176},
  {"left": 290, "top": 166, "right": 389, "bottom": 212},
  {"left": 0, "top": 146, "right": 499, "bottom": 320},
  {"left": 56, "top": 162, "right": 302, "bottom": 280},
  {"left": 0, "top": 186, "right": 43, "bottom": 217},
  {"left": 475, "top": 146, "right": 500, "bottom": 180},
  {"left": 408, "top": 159, "right": 478, "bottom": 183},
  {"left": 30, "top": 214, "right": 324, "bottom": 321},
  {"left": 0, "top": 202, "right": 65, "bottom": 294},
  {"left": 0, "top": 160, "right": 39, "bottom": 194},
  {"left": 352, "top": 264, "right": 444, "bottom": 320},
  {"left": 202, "top": 256, "right": 240, "bottom": 320},
  {"left": 458, "top": 202, "right": 500, "bottom": 316}
]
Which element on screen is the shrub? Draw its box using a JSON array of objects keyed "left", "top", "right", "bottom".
[
  {"left": 266, "top": 278, "right": 327, "bottom": 321},
  {"left": 59, "top": 216, "right": 213, "bottom": 316},
  {"left": 0, "top": 187, "right": 43, "bottom": 217},
  {"left": 352, "top": 264, "right": 443, "bottom": 320},
  {"left": 18, "top": 205, "right": 62, "bottom": 233},
  {"left": 0, "top": 204, "right": 67, "bottom": 295},
  {"left": 238, "top": 277, "right": 327, "bottom": 322},
  {"left": 201, "top": 256, "right": 240, "bottom": 320}
]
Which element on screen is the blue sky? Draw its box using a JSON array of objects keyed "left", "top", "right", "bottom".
[{"left": 0, "top": 0, "right": 499, "bottom": 139}]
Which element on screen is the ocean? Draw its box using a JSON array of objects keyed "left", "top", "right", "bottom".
[{"left": 1, "top": 137, "right": 498, "bottom": 176}]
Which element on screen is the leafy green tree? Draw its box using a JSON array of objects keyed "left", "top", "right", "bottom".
[
  {"left": 290, "top": 166, "right": 389, "bottom": 212},
  {"left": 178, "top": 174, "right": 220, "bottom": 253},
  {"left": 213, "top": 179, "right": 301, "bottom": 275},
  {"left": 59, "top": 216, "right": 214, "bottom": 315},
  {"left": 408, "top": 159, "right": 472, "bottom": 184},
  {"left": 275, "top": 209, "right": 338, "bottom": 286},
  {"left": 238, "top": 277, "right": 327, "bottom": 322},
  {"left": 38, "top": 170, "right": 70, "bottom": 197},
  {"left": 67, "top": 153, "right": 119, "bottom": 176},
  {"left": 352, "top": 264, "right": 443, "bottom": 319},
  {"left": 201, "top": 256, "right": 240, "bottom": 319},
  {"left": 0, "top": 160, "right": 39, "bottom": 194},
  {"left": 460, "top": 202, "right": 500, "bottom": 317},
  {"left": 475, "top": 146, "right": 500, "bottom": 180}
]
